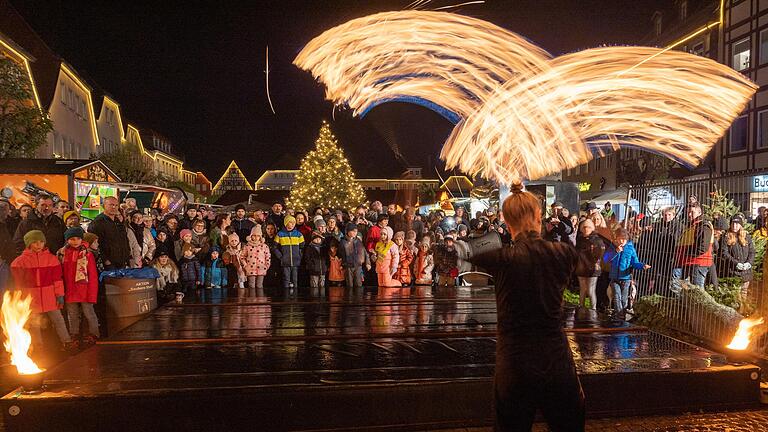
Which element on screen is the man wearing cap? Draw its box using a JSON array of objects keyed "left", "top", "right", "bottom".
[
  {"left": 14, "top": 194, "right": 67, "bottom": 255},
  {"left": 231, "top": 204, "right": 255, "bottom": 242},
  {"left": 585, "top": 202, "right": 599, "bottom": 216},
  {"left": 543, "top": 202, "right": 573, "bottom": 244},
  {"left": 87, "top": 196, "right": 130, "bottom": 270},
  {"left": 340, "top": 222, "right": 370, "bottom": 288}
]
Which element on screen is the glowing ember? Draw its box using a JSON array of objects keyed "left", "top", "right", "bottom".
[
  {"left": 1, "top": 291, "right": 44, "bottom": 375},
  {"left": 726, "top": 317, "right": 765, "bottom": 351},
  {"left": 296, "top": 11, "right": 757, "bottom": 184}
]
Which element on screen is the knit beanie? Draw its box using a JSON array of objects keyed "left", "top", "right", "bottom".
[
  {"left": 345, "top": 222, "right": 358, "bottom": 233},
  {"left": 180, "top": 229, "right": 193, "bottom": 239},
  {"left": 83, "top": 232, "right": 98, "bottom": 245},
  {"left": 284, "top": 215, "right": 296, "bottom": 226},
  {"left": 383, "top": 226, "right": 394, "bottom": 240},
  {"left": 23, "top": 230, "right": 45, "bottom": 248},
  {"left": 63, "top": 210, "right": 79, "bottom": 223},
  {"left": 314, "top": 218, "right": 327, "bottom": 228},
  {"left": 393, "top": 231, "right": 405, "bottom": 241},
  {"left": 251, "top": 225, "right": 263, "bottom": 238},
  {"left": 64, "top": 227, "right": 85, "bottom": 241},
  {"left": 313, "top": 215, "right": 324, "bottom": 225}
]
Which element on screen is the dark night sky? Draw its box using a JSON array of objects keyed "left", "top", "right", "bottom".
[{"left": 10, "top": 0, "right": 670, "bottom": 181}]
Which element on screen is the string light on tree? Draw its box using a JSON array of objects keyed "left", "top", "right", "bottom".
[{"left": 288, "top": 121, "right": 366, "bottom": 211}]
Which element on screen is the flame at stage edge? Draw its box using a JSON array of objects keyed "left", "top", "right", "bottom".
[{"left": 1, "top": 291, "right": 44, "bottom": 375}]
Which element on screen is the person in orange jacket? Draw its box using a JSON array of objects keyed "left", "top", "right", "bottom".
[
  {"left": 10, "top": 230, "right": 73, "bottom": 351},
  {"left": 61, "top": 227, "right": 100, "bottom": 347}
]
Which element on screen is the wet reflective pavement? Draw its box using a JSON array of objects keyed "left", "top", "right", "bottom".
[{"left": 1, "top": 286, "right": 762, "bottom": 432}]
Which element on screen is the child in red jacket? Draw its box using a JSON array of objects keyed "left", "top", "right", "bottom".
[
  {"left": 61, "top": 227, "right": 100, "bottom": 346},
  {"left": 11, "top": 230, "right": 73, "bottom": 351}
]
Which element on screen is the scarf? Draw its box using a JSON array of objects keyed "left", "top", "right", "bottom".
[
  {"left": 375, "top": 240, "right": 394, "bottom": 264},
  {"left": 75, "top": 246, "right": 89, "bottom": 283}
]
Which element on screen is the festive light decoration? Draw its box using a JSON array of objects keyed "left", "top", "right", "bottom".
[
  {"left": 295, "top": 10, "right": 756, "bottom": 184},
  {"left": 288, "top": 121, "right": 366, "bottom": 211}
]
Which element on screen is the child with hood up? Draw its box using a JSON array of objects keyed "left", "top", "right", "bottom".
[
  {"left": 201, "top": 246, "right": 228, "bottom": 289},
  {"left": 11, "top": 230, "right": 73, "bottom": 351},
  {"left": 414, "top": 238, "right": 435, "bottom": 285},
  {"left": 393, "top": 231, "right": 413, "bottom": 286},
  {"left": 242, "top": 226, "right": 271, "bottom": 289},
  {"left": 374, "top": 226, "right": 400, "bottom": 287},
  {"left": 223, "top": 233, "right": 245, "bottom": 288},
  {"left": 61, "top": 227, "right": 100, "bottom": 346}
]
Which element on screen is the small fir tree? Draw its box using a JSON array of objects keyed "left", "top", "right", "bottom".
[{"left": 288, "top": 121, "right": 365, "bottom": 211}]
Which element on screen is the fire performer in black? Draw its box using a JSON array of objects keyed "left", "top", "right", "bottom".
[{"left": 470, "top": 183, "right": 586, "bottom": 432}]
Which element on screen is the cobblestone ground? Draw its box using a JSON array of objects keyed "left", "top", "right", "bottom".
[{"left": 438, "top": 409, "right": 768, "bottom": 432}]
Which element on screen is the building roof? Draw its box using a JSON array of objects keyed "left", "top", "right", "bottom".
[
  {"left": 214, "top": 189, "right": 288, "bottom": 207},
  {"left": 640, "top": 0, "right": 718, "bottom": 47},
  {"left": 0, "top": 0, "right": 63, "bottom": 110}
]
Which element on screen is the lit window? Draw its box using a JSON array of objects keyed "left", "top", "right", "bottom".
[
  {"left": 760, "top": 30, "right": 768, "bottom": 65},
  {"left": 730, "top": 115, "right": 748, "bottom": 152},
  {"left": 758, "top": 110, "right": 768, "bottom": 149},
  {"left": 732, "top": 38, "right": 751, "bottom": 71}
]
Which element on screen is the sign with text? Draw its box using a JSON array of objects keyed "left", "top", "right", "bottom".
[{"left": 752, "top": 175, "right": 768, "bottom": 192}]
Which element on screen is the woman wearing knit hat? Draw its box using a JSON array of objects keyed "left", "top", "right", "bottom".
[
  {"left": 61, "top": 226, "right": 100, "bottom": 347},
  {"left": 374, "top": 226, "right": 400, "bottom": 287},
  {"left": 11, "top": 230, "right": 74, "bottom": 351}
]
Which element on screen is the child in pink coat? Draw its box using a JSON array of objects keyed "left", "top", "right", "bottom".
[
  {"left": 242, "top": 226, "right": 271, "bottom": 289},
  {"left": 375, "top": 226, "right": 400, "bottom": 287}
]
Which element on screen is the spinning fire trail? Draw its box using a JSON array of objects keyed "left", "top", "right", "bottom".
[{"left": 295, "top": 10, "right": 757, "bottom": 184}]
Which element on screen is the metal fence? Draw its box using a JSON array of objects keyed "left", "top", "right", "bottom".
[{"left": 623, "top": 170, "right": 768, "bottom": 357}]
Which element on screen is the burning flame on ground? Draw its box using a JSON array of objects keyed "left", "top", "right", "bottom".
[
  {"left": 295, "top": 10, "right": 757, "bottom": 184},
  {"left": 1, "top": 291, "right": 44, "bottom": 375},
  {"left": 726, "top": 317, "right": 765, "bottom": 351}
]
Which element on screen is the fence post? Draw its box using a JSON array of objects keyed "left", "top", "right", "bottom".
[{"left": 623, "top": 186, "right": 633, "bottom": 229}]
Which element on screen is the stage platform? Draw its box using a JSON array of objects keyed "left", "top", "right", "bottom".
[{"left": 1, "top": 286, "right": 762, "bottom": 431}]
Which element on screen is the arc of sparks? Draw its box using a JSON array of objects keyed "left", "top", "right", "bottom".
[
  {"left": 295, "top": 10, "right": 757, "bottom": 184},
  {"left": 265, "top": 45, "right": 276, "bottom": 115}
]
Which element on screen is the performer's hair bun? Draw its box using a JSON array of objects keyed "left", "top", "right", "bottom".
[{"left": 509, "top": 182, "right": 525, "bottom": 194}]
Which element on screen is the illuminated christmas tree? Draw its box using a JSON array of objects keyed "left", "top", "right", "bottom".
[{"left": 288, "top": 121, "right": 366, "bottom": 211}]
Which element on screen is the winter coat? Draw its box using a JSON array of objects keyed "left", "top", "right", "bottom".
[
  {"left": 542, "top": 216, "right": 573, "bottom": 243},
  {"left": 231, "top": 218, "right": 255, "bottom": 245},
  {"left": 675, "top": 217, "right": 714, "bottom": 268},
  {"left": 178, "top": 256, "right": 201, "bottom": 284},
  {"left": 276, "top": 228, "right": 304, "bottom": 267},
  {"left": 191, "top": 229, "right": 210, "bottom": 259},
  {"left": 10, "top": 248, "right": 65, "bottom": 313},
  {"left": 339, "top": 235, "right": 369, "bottom": 268},
  {"left": 604, "top": 241, "right": 646, "bottom": 281},
  {"left": 13, "top": 211, "right": 66, "bottom": 255},
  {"left": 328, "top": 255, "right": 345, "bottom": 282},
  {"left": 375, "top": 241, "right": 399, "bottom": 275},
  {"left": 201, "top": 258, "right": 227, "bottom": 287},
  {"left": 242, "top": 241, "right": 271, "bottom": 276},
  {"left": 266, "top": 212, "right": 285, "bottom": 231},
  {"left": 61, "top": 245, "right": 98, "bottom": 303},
  {"left": 127, "top": 226, "right": 156, "bottom": 268},
  {"left": 303, "top": 243, "right": 328, "bottom": 276},
  {"left": 396, "top": 244, "right": 414, "bottom": 285},
  {"left": 720, "top": 233, "right": 756, "bottom": 281},
  {"left": 575, "top": 233, "right": 606, "bottom": 277},
  {"left": 454, "top": 238, "right": 473, "bottom": 273},
  {"left": 296, "top": 223, "right": 313, "bottom": 243},
  {"left": 223, "top": 245, "right": 245, "bottom": 286},
  {"left": 433, "top": 244, "right": 459, "bottom": 275},
  {"left": 365, "top": 224, "right": 383, "bottom": 252},
  {"left": 174, "top": 240, "right": 195, "bottom": 263},
  {"left": 87, "top": 213, "right": 131, "bottom": 268},
  {"left": 0, "top": 220, "right": 15, "bottom": 264},
  {"left": 414, "top": 252, "right": 434, "bottom": 285}
]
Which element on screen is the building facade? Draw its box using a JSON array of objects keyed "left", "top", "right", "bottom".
[
  {"left": 719, "top": 0, "right": 768, "bottom": 173},
  {"left": 95, "top": 95, "right": 124, "bottom": 156},
  {"left": 254, "top": 169, "right": 443, "bottom": 193},
  {"left": 212, "top": 160, "right": 254, "bottom": 197}
]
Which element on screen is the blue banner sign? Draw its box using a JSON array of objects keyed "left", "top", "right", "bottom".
[{"left": 752, "top": 175, "right": 768, "bottom": 192}]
